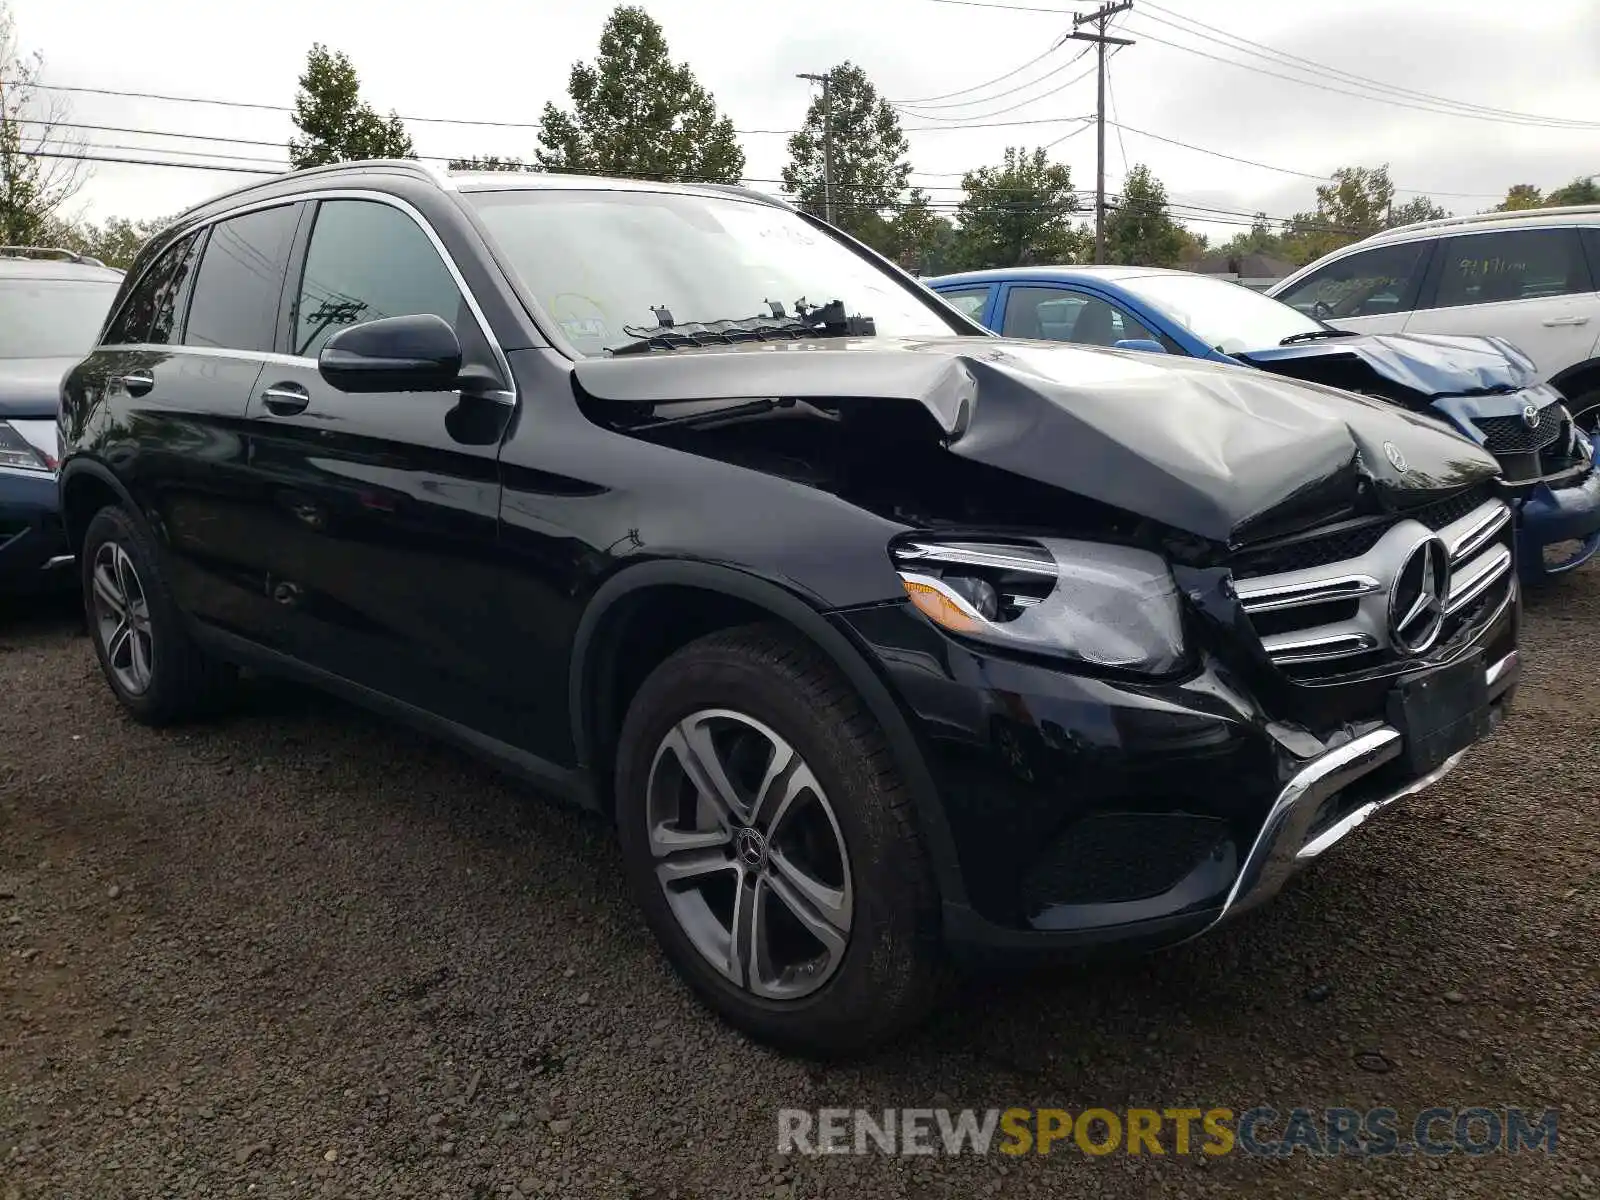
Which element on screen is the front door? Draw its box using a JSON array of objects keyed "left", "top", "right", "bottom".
[{"left": 237, "top": 196, "right": 516, "bottom": 733}]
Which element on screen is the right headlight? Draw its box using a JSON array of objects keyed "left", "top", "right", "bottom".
[
  {"left": 891, "top": 537, "right": 1186, "bottom": 674},
  {"left": 0, "top": 421, "right": 53, "bottom": 472}
]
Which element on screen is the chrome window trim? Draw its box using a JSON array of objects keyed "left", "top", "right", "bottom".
[{"left": 101, "top": 189, "right": 516, "bottom": 406}]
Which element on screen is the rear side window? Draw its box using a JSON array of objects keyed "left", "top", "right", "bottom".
[
  {"left": 291, "top": 199, "right": 468, "bottom": 358},
  {"left": 184, "top": 204, "right": 300, "bottom": 352},
  {"left": 937, "top": 286, "right": 991, "bottom": 322},
  {"left": 1275, "top": 241, "right": 1429, "bottom": 319},
  {"left": 104, "top": 234, "right": 195, "bottom": 345},
  {"left": 1429, "top": 227, "right": 1591, "bottom": 309},
  {"left": 148, "top": 235, "right": 203, "bottom": 345}
]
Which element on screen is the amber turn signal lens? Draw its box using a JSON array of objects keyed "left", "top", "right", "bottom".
[{"left": 901, "top": 578, "right": 984, "bottom": 634}]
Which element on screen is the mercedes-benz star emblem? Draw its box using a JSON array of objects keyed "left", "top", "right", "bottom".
[
  {"left": 735, "top": 827, "right": 768, "bottom": 870},
  {"left": 1389, "top": 537, "right": 1448, "bottom": 655},
  {"left": 1383, "top": 441, "right": 1408, "bottom": 472},
  {"left": 1522, "top": 403, "right": 1541, "bottom": 429}
]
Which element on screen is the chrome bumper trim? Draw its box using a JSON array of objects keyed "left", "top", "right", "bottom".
[
  {"left": 42, "top": 554, "right": 75, "bottom": 571},
  {"left": 1204, "top": 649, "right": 1519, "bottom": 933}
]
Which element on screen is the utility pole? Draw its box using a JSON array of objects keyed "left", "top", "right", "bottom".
[
  {"left": 1068, "top": 1, "right": 1133, "bottom": 264},
  {"left": 796, "top": 72, "right": 835, "bottom": 225}
]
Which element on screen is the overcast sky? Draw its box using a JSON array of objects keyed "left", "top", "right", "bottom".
[{"left": 11, "top": 0, "right": 1600, "bottom": 242}]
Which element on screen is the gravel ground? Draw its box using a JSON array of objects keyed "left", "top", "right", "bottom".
[{"left": 2, "top": 571, "right": 1597, "bottom": 1199}]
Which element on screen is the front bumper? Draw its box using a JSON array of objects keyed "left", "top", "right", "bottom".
[
  {"left": 0, "top": 465, "right": 73, "bottom": 591},
  {"left": 838, "top": 589, "right": 1518, "bottom": 966},
  {"left": 1514, "top": 467, "right": 1600, "bottom": 579}
]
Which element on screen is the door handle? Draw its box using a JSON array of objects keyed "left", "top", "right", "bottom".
[
  {"left": 118, "top": 370, "right": 155, "bottom": 397},
  {"left": 1542, "top": 315, "right": 1591, "bottom": 327},
  {"left": 260, "top": 382, "right": 311, "bottom": 416}
]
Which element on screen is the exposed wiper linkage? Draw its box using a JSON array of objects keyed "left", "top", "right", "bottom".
[{"left": 608, "top": 297, "right": 876, "bottom": 357}]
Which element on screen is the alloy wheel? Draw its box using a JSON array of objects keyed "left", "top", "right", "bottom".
[
  {"left": 645, "top": 708, "right": 853, "bottom": 1001},
  {"left": 90, "top": 541, "right": 155, "bottom": 695}
]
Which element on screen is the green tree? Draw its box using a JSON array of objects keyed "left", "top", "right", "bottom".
[
  {"left": 1103, "top": 164, "right": 1188, "bottom": 267},
  {"left": 289, "top": 44, "right": 414, "bottom": 170},
  {"left": 782, "top": 62, "right": 909, "bottom": 244},
  {"left": 536, "top": 6, "right": 744, "bottom": 183},
  {"left": 1389, "top": 195, "right": 1447, "bottom": 226},
  {"left": 1494, "top": 183, "right": 1544, "bottom": 212},
  {"left": 1547, "top": 176, "right": 1600, "bottom": 206},
  {"left": 53, "top": 213, "right": 171, "bottom": 268},
  {"left": 953, "top": 146, "right": 1085, "bottom": 269},
  {"left": 885, "top": 188, "right": 957, "bottom": 275},
  {"left": 1274, "top": 165, "right": 1447, "bottom": 265},
  {"left": 447, "top": 156, "right": 527, "bottom": 172},
  {"left": 0, "top": 2, "right": 85, "bottom": 245}
]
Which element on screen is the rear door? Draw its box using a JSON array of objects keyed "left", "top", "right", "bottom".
[
  {"left": 1271, "top": 239, "right": 1432, "bottom": 336},
  {"left": 78, "top": 203, "right": 303, "bottom": 625},
  {"left": 235, "top": 195, "right": 514, "bottom": 729},
  {"left": 1401, "top": 226, "right": 1596, "bottom": 377}
]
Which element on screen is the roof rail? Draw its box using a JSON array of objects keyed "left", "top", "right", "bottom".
[
  {"left": 0, "top": 245, "right": 108, "bottom": 267},
  {"left": 1365, "top": 202, "right": 1600, "bottom": 242},
  {"left": 172, "top": 157, "right": 448, "bottom": 221}
]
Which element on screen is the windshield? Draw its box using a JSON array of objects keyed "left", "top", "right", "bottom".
[
  {"left": 466, "top": 188, "right": 961, "bottom": 356},
  {"left": 0, "top": 277, "right": 120, "bottom": 359},
  {"left": 1114, "top": 272, "right": 1324, "bottom": 355}
]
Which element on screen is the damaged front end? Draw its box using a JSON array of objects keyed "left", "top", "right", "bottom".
[{"left": 1236, "top": 331, "right": 1600, "bottom": 579}]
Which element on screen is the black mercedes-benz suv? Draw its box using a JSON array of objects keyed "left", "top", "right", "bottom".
[{"left": 58, "top": 161, "right": 1520, "bottom": 1055}]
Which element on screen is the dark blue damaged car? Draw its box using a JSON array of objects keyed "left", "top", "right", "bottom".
[{"left": 929, "top": 266, "right": 1600, "bottom": 582}]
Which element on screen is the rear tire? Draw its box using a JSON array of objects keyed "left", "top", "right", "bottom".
[
  {"left": 615, "top": 624, "right": 942, "bottom": 1058},
  {"left": 81, "top": 505, "right": 235, "bottom": 725},
  {"left": 1568, "top": 389, "right": 1600, "bottom": 440}
]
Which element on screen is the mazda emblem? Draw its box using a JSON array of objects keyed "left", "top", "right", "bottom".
[
  {"left": 1383, "top": 441, "right": 1408, "bottom": 472},
  {"left": 1389, "top": 537, "right": 1448, "bottom": 655}
]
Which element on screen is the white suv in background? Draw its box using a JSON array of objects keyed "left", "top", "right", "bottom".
[{"left": 1268, "top": 206, "right": 1600, "bottom": 427}]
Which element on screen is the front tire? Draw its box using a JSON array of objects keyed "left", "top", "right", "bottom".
[
  {"left": 615, "top": 625, "right": 941, "bottom": 1057},
  {"left": 81, "top": 505, "right": 235, "bottom": 725}
]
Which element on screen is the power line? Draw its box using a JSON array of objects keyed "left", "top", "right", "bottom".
[
  {"left": 1107, "top": 119, "right": 1503, "bottom": 199},
  {"left": 921, "top": 0, "right": 1082, "bottom": 13},
  {"left": 889, "top": 44, "right": 1060, "bottom": 106},
  {"left": 893, "top": 64, "right": 1099, "bottom": 123},
  {"left": 1123, "top": 19, "right": 1600, "bottom": 131},
  {"left": 896, "top": 45, "right": 1091, "bottom": 113},
  {"left": 1137, "top": 0, "right": 1600, "bottom": 131}
]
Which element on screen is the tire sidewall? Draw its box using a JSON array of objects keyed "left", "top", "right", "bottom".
[{"left": 615, "top": 641, "right": 932, "bottom": 1054}]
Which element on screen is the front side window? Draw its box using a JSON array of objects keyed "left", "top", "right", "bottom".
[
  {"left": 1275, "top": 241, "right": 1429, "bottom": 319},
  {"left": 184, "top": 204, "right": 300, "bottom": 353},
  {"left": 1430, "top": 227, "right": 1591, "bottom": 309},
  {"left": 1001, "top": 286, "right": 1157, "bottom": 346},
  {"left": 936, "top": 286, "right": 992, "bottom": 321},
  {"left": 466, "top": 188, "right": 961, "bottom": 357},
  {"left": 292, "top": 200, "right": 469, "bottom": 358},
  {"left": 0, "top": 277, "right": 121, "bottom": 358}
]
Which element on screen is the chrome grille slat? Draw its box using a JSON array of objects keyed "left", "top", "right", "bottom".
[
  {"left": 1233, "top": 498, "right": 1513, "bottom": 673},
  {"left": 1445, "top": 543, "right": 1513, "bottom": 615}
]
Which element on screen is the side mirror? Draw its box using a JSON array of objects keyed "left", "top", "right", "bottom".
[
  {"left": 1113, "top": 338, "right": 1168, "bottom": 354},
  {"left": 318, "top": 313, "right": 463, "bottom": 393}
]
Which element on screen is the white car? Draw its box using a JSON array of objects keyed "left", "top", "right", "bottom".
[{"left": 1268, "top": 205, "right": 1600, "bottom": 427}]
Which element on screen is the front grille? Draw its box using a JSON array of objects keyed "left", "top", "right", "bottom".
[
  {"left": 1232, "top": 485, "right": 1494, "bottom": 580},
  {"left": 1475, "top": 404, "right": 1564, "bottom": 453},
  {"left": 1231, "top": 497, "right": 1514, "bottom": 680}
]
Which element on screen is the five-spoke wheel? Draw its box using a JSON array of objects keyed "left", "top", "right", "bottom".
[
  {"left": 89, "top": 540, "right": 155, "bottom": 695},
  {"left": 646, "top": 709, "right": 852, "bottom": 1000}
]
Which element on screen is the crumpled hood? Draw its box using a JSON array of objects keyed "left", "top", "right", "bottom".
[
  {"left": 572, "top": 336, "right": 1501, "bottom": 547},
  {"left": 1234, "top": 331, "right": 1538, "bottom": 401},
  {"left": 0, "top": 357, "right": 76, "bottom": 418}
]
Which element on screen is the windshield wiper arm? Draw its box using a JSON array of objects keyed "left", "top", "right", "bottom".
[
  {"left": 608, "top": 298, "right": 876, "bottom": 357},
  {"left": 1278, "top": 329, "right": 1362, "bottom": 345}
]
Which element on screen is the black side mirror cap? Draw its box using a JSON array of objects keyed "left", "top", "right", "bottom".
[{"left": 318, "top": 313, "right": 463, "bottom": 393}]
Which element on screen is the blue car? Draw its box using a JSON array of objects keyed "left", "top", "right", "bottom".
[{"left": 928, "top": 266, "right": 1600, "bottom": 582}]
